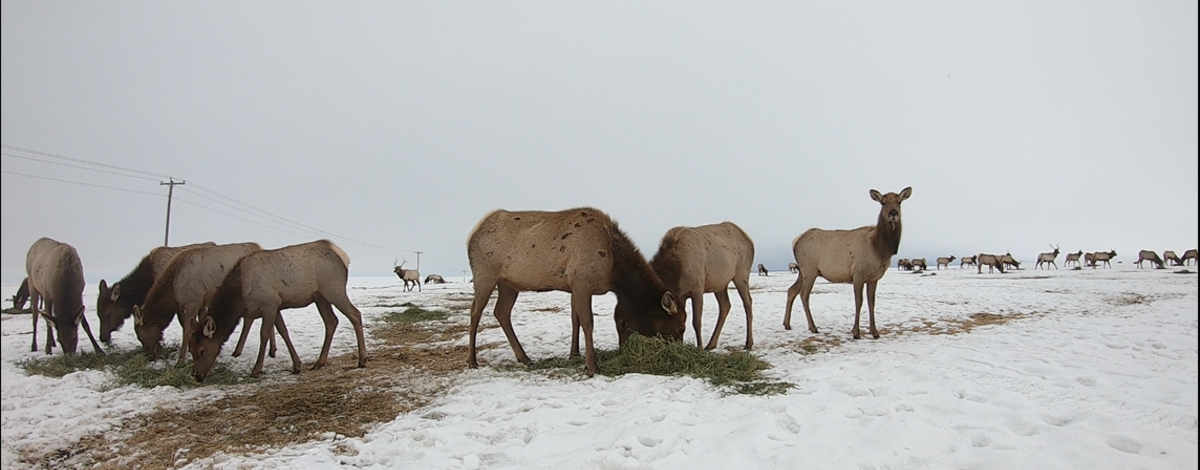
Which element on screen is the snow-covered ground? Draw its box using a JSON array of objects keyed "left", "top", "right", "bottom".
[{"left": 2, "top": 264, "right": 1197, "bottom": 469}]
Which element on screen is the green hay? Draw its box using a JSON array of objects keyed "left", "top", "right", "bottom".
[
  {"left": 525, "top": 335, "right": 792, "bottom": 396},
  {"left": 379, "top": 302, "right": 450, "bottom": 324},
  {"left": 17, "top": 345, "right": 255, "bottom": 389}
]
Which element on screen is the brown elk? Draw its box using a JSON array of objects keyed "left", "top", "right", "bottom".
[
  {"left": 11, "top": 277, "right": 30, "bottom": 310},
  {"left": 25, "top": 238, "right": 103, "bottom": 355},
  {"left": 1163, "top": 250, "right": 1181, "bottom": 266},
  {"left": 910, "top": 258, "right": 927, "bottom": 271},
  {"left": 788, "top": 262, "right": 799, "bottom": 273},
  {"left": 97, "top": 242, "right": 216, "bottom": 344},
  {"left": 1035, "top": 245, "right": 1060, "bottom": 270},
  {"left": 977, "top": 253, "right": 1005, "bottom": 274},
  {"left": 757, "top": 263, "right": 769, "bottom": 276},
  {"left": 896, "top": 258, "right": 912, "bottom": 271},
  {"left": 191, "top": 240, "right": 368, "bottom": 381},
  {"left": 424, "top": 274, "right": 446, "bottom": 284},
  {"left": 1135, "top": 250, "right": 1163, "bottom": 269},
  {"left": 650, "top": 222, "right": 755, "bottom": 350},
  {"left": 936, "top": 256, "right": 956, "bottom": 270},
  {"left": 959, "top": 255, "right": 977, "bottom": 269},
  {"left": 1182, "top": 249, "right": 1198, "bottom": 266},
  {"left": 1083, "top": 252, "right": 1095, "bottom": 268},
  {"left": 131, "top": 242, "right": 262, "bottom": 366},
  {"left": 393, "top": 259, "right": 421, "bottom": 292},
  {"left": 466, "top": 208, "right": 683, "bottom": 375},
  {"left": 1091, "top": 250, "right": 1117, "bottom": 269},
  {"left": 1063, "top": 250, "right": 1084, "bottom": 268},
  {"left": 784, "top": 187, "right": 912, "bottom": 339},
  {"left": 1000, "top": 253, "right": 1021, "bottom": 270}
]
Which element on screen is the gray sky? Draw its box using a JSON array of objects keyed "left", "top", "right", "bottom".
[{"left": 3, "top": 1, "right": 1197, "bottom": 284}]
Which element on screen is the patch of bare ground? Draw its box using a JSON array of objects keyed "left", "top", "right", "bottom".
[
  {"left": 41, "top": 318, "right": 478, "bottom": 470},
  {"left": 794, "top": 312, "right": 1033, "bottom": 356}
]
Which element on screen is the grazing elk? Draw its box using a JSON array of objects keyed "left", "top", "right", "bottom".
[
  {"left": 191, "top": 240, "right": 368, "bottom": 381},
  {"left": 784, "top": 187, "right": 912, "bottom": 339},
  {"left": 1135, "top": 250, "right": 1163, "bottom": 269},
  {"left": 788, "top": 262, "right": 799, "bottom": 273},
  {"left": 896, "top": 258, "right": 912, "bottom": 271},
  {"left": 97, "top": 242, "right": 216, "bottom": 344},
  {"left": 1035, "top": 245, "right": 1060, "bottom": 270},
  {"left": 12, "top": 277, "right": 30, "bottom": 310},
  {"left": 1091, "top": 250, "right": 1117, "bottom": 269},
  {"left": 131, "top": 242, "right": 263, "bottom": 366},
  {"left": 959, "top": 255, "right": 977, "bottom": 269},
  {"left": 25, "top": 238, "right": 103, "bottom": 355},
  {"left": 1182, "top": 249, "right": 1198, "bottom": 266},
  {"left": 393, "top": 260, "right": 421, "bottom": 292},
  {"left": 1000, "top": 253, "right": 1021, "bottom": 270},
  {"left": 757, "top": 263, "right": 769, "bottom": 276},
  {"left": 936, "top": 256, "right": 956, "bottom": 270},
  {"left": 1063, "top": 250, "right": 1084, "bottom": 268},
  {"left": 1083, "top": 252, "right": 1096, "bottom": 268},
  {"left": 1163, "top": 250, "right": 1181, "bottom": 266},
  {"left": 910, "top": 258, "right": 927, "bottom": 271},
  {"left": 650, "top": 222, "right": 755, "bottom": 350},
  {"left": 466, "top": 208, "right": 684, "bottom": 375},
  {"left": 424, "top": 274, "right": 446, "bottom": 284},
  {"left": 977, "top": 253, "right": 1006, "bottom": 274}
]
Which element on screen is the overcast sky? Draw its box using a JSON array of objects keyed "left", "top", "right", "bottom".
[{"left": 3, "top": 1, "right": 1197, "bottom": 284}]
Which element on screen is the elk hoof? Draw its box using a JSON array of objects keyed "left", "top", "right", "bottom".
[
  {"left": 231, "top": 351, "right": 242, "bottom": 358},
  {"left": 292, "top": 368, "right": 301, "bottom": 375},
  {"left": 268, "top": 351, "right": 276, "bottom": 358}
]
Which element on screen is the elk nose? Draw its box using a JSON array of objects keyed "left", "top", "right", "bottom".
[{"left": 888, "top": 209, "right": 899, "bottom": 217}]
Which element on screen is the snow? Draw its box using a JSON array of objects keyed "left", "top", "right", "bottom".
[{"left": 2, "top": 264, "right": 1196, "bottom": 469}]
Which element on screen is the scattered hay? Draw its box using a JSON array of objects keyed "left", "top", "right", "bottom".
[
  {"left": 379, "top": 302, "right": 450, "bottom": 324},
  {"left": 529, "top": 306, "right": 563, "bottom": 313},
  {"left": 903, "top": 312, "right": 1031, "bottom": 336},
  {"left": 1106, "top": 293, "right": 1153, "bottom": 306},
  {"left": 17, "top": 346, "right": 252, "bottom": 389}
]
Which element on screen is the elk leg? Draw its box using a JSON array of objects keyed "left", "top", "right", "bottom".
[
  {"left": 30, "top": 292, "right": 41, "bottom": 352},
  {"left": 312, "top": 298, "right": 339, "bottom": 370},
  {"left": 44, "top": 299, "right": 57, "bottom": 354},
  {"left": 232, "top": 317, "right": 253, "bottom": 357},
  {"left": 800, "top": 272, "right": 819, "bottom": 334},
  {"left": 850, "top": 279, "right": 866, "bottom": 339},
  {"left": 691, "top": 293, "right": 705, "bottom": 348},
  {"left": 733, "top": 277, "right": 754, "bottom": 350},
  {"left": 78, "top": 313, "right": 105, "bottom": 356},
  {"left": 467, "top": 285, "right": 493, "bottom": 368},
  {"left": 705, "top": 290, "right": 731, "bottom": 351},
  {"left": 783, "top": 274, "right": 803, "bottom": 330},
  {"left": 492, "top": 285, "right": 529, "bottom": 365},
  {"left": 271, "top": 313, "right": 302, "bottom": 374},
  {"left": 329, "top": 295, "right": 367, "bottom": 368},
  {"left": 176, "top": 307, "right": 193, "bottom": 367},
  {"left": 571, "top": 291, "right": 597, "bottom": 376},
  {"left": 252, "top": 308, "right": 280, "bottom": 378},
  {"left": 570, "top": 308, "right": 581, "bottom": 358},
  {"left": 866, "top": 281, "right": 880, "bottom": 339}
]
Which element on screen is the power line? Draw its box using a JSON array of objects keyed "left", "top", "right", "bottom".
[
  {"left": 0, "top": 144, "right": 171, "bottom": 180},
  {"left": 1, "top": 152, "right": 162, "bottom": 182},
  {"left": 1, "top": 170, "right": 165, "bottom": 197}
]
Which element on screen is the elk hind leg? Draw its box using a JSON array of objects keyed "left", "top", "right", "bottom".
[
  {"left": 312, "top": 298, "right": 340, "bottom": 370},
  {"left": 732, "top": 276, "right": 754, "bottom": 350},
  {"left": 270, "top": 313, "right": 302, "bottom": 374},
  {"left": 571, "top": 290, "right": 598, "bottom": 376},
  {"left": 690, "top": 293, "right": 705, "bottom": 348},
  {"left": 329, "top": 295, "right": 367, "bottom": 368},
  {"left": 704, "top": 290, "right": 731, "bottom": 351},
  {"left": 492, "top": 284, "right": 529, "bottom": 365},
  {"left": 467, "top": 282, "right": 494, "bottom": 368},
  {"left": 783, "top": 274, "right": 803, "bottom": 330},
  {"left": 799, "top": 270, "right": 819, "bottom": 334}
]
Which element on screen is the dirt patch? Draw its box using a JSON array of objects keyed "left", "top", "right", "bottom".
[
  {"left": 903, "top": 312, "right": 1032, "bottom": 336},
  {"left": 529, "top": 306, "right": 564, "bottom": 313}
]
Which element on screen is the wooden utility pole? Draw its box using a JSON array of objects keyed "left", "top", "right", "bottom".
[
  {"left": 161, "top": 178, "right": 185, "bottom": 246},
  {"left": 413, "top": 251, "right": 423, "bottom": 272}
]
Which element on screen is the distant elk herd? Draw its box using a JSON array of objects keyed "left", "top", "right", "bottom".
[{"left": 13, "top": 186, "right": 1197, "bottom": 377}]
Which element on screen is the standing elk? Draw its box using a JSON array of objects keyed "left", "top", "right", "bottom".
[
  {"left": 784, "top": 187, "right": 912, "bottom": 339},
  {"left": 1091, "top": 250, "right": 1117, "bottom": 269},
  {"left": 959, "top": 255, "right": 977, "bottom": 269},
  {"left": 936, "top": 256, "right": 956, "bottom": 270},
  {"left": 466, "top": 207, "right": 683, "bottom": 376},
  {"left": 650, "top": 222, "right": 755, "bottom": 351},
  {"left": 1135, "top": 250, "right": 1164, "bottom": 269},
  {"left": 11, "top": 277, "right": 30, "bottom": 310},
  {"left": 131, "top": 242, "right": 263, "bottom": 366},
  {"left": 424, "top": 274, "right": 446, "bottom": 284},
  {"left": 1083, "top": 252, "right": 1096, "bottom": 268},
  {"left": 977, "top": 253, "right": 1006, "bottom": 274},
  {"left": 1163, "top": 250, "right": 1181, "bottom": 266},
  {"left": 1035, "top": 245, "right": 1060, "bottom": 270},
  {"left": 1181, "top": 249, "right": 1198, "bottom": 266},
  {"left": 25, "top": 238, "right": 104, "bottom": 355},
  {"left": 1063, "top": 250, "right": 1084, "bottom": 268},
  {"left": 896, "top": 258, "right": 912, "bottom": 271},
  {"left": 788, "top": 262, "right": 799, "bottom": 273},
  {"left": 191, "top": 240, "right": 368, "bottom": 381},
  {"left": 910, "top": 258, "right": 927, "bottom": 271},
  {"left": 757, "top": 263, "right": 769, "bottom": 276},
  {"left": 393, "top": 259, "right": 421, "bottom": 292},
  {"left": 97, "top": 242, "right": 216, "bottom": 344}
]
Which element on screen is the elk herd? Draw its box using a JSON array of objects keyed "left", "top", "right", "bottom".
[{"left": 13, "top": 185, "right": 1196, "bottom": 378}]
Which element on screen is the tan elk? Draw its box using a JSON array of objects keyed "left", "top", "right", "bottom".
[
  {"left": 1035, "top": 245, "right": 1060, "bottom": 270},
  {"left": 936, "top": 256, "right": 956, "bottom": 270},
  {"left": 424, "top": 274, "right": 446, "bottom": 284},
  {"left": 650, "top": 222, "right": 755, "bottom": 350},
  {"left": 896, "top": 258, "right": 912, "bottom": 271},
  {"left": 1000, "top": 253, "right": 1021, "bottom": 270},
  {"left": 784, "top": 187, "right": 912, "bottom": 339},
  {"left": 466, "top": 208, "right": 684, "bottom": 376},
  {"left": 977, "top": 253, "right": 1006, "bottom": 274},
  {"left": 97, "top": 242, "right": 216, "bottom": 344},
  {"left": 1163, "top": 250, "right": 1181, "bottom": 266},
  {"left": 1135, "top": 250, "right": 1163, "bottom": 269},
  {"left": 1182, "top": 249, "right": 1198, "bottom": 266},
  {"left": 910, "top": 258, "right": 927, "bottom": 271},
  {"left": 1091, "top": 250, "right": 1117, "bottom": 269},
  {"left": 25, "top": 238, "right": 103, "bottom": 355},
  {"left": 1063, "top": 250, "right": 1084, "bottom": 268},
  {"left": 131, "top": 242, "right": 262, "bottom": 366},
  {"left": 757, "top": 263, "right": 769, "bottom": 276},
  {"left": 191, "top": 240, "right": 367, "bottom": 381},
  {"left": 959, "top": 255, "right": 977, "bottom": 269},
  {"left": 393, "top": 259, "right": 421, "bottom": 292},
  {"left": 788, "top": 262, "right": 799, "bottom": 273}
]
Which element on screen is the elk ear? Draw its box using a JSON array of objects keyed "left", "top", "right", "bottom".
[
  {"left": 203, "top": 316, "right": 216, "bottom": 338},
  {"left": 99, "top": 279, "right": 109, "bottom": 293},
  {"left": 869, "top": 189, "right": 883, "bottom": 202},
  {"left": 660, "top": 292, "right": 680, "bottom": 316},
  {"left": 40, "top": 310, "right": 54, "bottom": 322},
  {"left": 74, "top": 310, "right": 84, "bottom": 327},
  {"left": 132, "top": 305, "right": 144, "bottom": 326},
  {"left": 110, "top": 283, "right": 122, "bottom": 302},
  {"left": 898, "top": 186, "right": 912, "bottom": 201}
]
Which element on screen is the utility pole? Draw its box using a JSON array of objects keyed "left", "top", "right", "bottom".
[
  {"left": 161, "top": 178, "right": 185, "bottom": 246},
  {"left": 413, "top": 251, "right": 423, "bottom": 272}
]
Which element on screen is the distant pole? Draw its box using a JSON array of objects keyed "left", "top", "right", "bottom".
[
  {"left": 462, "top": 270, "right": 467, "bottom": 283},
  {"left": 161, "top": 178, "right": 185, "bottom": 246},
  {"left": 414, "top": 251, "right": 422, "bottom": 272}
]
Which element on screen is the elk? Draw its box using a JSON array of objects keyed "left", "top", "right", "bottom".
[
  {"left": 788, "top": 262, "right": 799, "bottom": 273},
  {"left": 650, "top": 222, "right": 755, "bottom": 350},
  {"left": 757, "top": 263, "right": 769, "bottom": 276},
  {"left": 784, "top": 187, "right": 912, "bottom": 339},
  {"left": 191, "top": 240, "right": 367, "bottom": 381},
  {"left": 959, "top": 255, "right": 977, "bottom": 269},
  {"left": 97, "top": 242, "right": 215, "bottom": 344},
  {"left": 896, "top": 258, "right": 912, "bottom": 271},
  {"left": 936, "top": 256, "right": 956, "bottom": 270},
  {"left": 424, "top": 274, "right": 446, "bottom": 284},
  {"left": 1135, "top": 250, "right": 1163, "bottom": 269},
  {"left": 1084, "top": 252, "right": 1096, "bottom": 268},
  {"left": 910, "top": 258, "right": 927, "bottom": 271},
  {"left": 11, "top": 277, "right": 30, "bottom": 310},
  {"left": 1035, "top": 245, "right": 1060, "bottom": 270},
  {"left": 1091, "top": 250, "right": 1117, "bottom": 269},
  {"left": 131, "top": 242, "right": 262, "bottom": 366},
  {"left": 977, "top": 253, "right": 1006, "bottom": 274},
  {"left": 466, "top": 207, "right": 683, "bottom": 375},
  {"left": 1063, "top": 250, "right": 1084, "bottom": 268},
  {"left": 25, "top": 238, "right": 103, "bottom": 355},
  {"left": 1182, "top": 249, "right": 1198, "bottom": 266},
  {"left": 1163, "top": 250, "right": 1181, "bottom": 266},
  {"left": 1000, "top": 253, "right": 1021, "bottom": 270},
  {"left": 393, "top": 259, "right": 421, "bottom": 292}
]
